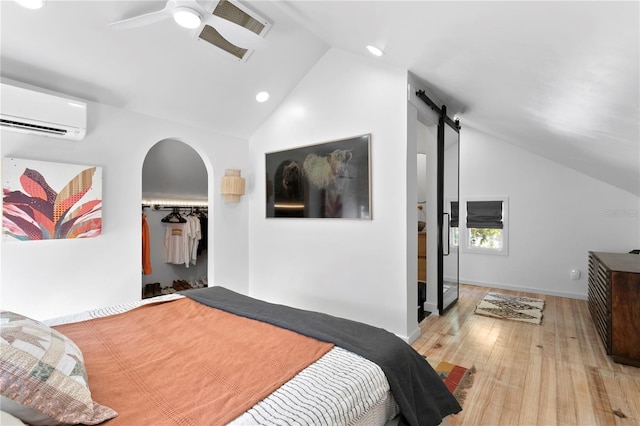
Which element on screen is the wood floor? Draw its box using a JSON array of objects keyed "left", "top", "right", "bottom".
[{"left": 410, "top": 284, "right": 640, "bottom": 426}]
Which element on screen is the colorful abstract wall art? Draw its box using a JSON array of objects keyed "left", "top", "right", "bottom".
[{"left": 2, "top": 158, "right": 102, "bottom": 241}]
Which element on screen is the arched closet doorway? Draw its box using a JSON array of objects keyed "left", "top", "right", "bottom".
[{"left": 141, "top": 139, "right": 209, "bottom": 297}]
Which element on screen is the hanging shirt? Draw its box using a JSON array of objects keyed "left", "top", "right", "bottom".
[
  {"left": 197, "top": 214, "right": 208, "bottom": 255},
  {"left": 188, "top": 215, "right": 202, "bottom": 265},
  {"left": 164, "top": 222, "right": 190, "bottom": 267},
  {"left": 142, "top": 213, "right": 152, "bottom": 275}
]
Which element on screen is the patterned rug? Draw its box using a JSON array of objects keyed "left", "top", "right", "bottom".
[
  {"left": 426, "top": 359, "right": 476, "bottom": 405},
  {"left": 474, "top": 292, "right": 545, "bottom": 325}
]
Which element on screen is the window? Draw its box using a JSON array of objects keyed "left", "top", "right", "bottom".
[
  {"left": 449, "top": 201, "right": 459, "bottom": 248},
  {"left": 463, "top": 198, "right": 508, "bottom": 255}
]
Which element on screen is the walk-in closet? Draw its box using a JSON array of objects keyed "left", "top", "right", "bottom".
[{"left": 141, "top": 139, "right": 209, "bottom": 298}]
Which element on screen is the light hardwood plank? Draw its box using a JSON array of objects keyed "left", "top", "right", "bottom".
[
  {"left": 536, "top": 354, "right": 558, "bottom": 426},
  {"left": 586, "top": 365, "right": 617, "bottom": 425},
  {"left": 568, "top": 360, "right": 598, "bottom": 426},
  {"left": 518, "top": 352, "right": 541, "bottom": 426},
  {"left": 616, "top": 372, "right": 640, "bottom": 424}
]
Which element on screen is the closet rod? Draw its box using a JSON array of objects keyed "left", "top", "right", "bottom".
[
  {"left": 415, "top": 89, "right": 461, "bottom": 132},
  {"left": 142, "top": 204, "right": 208, "bottom": 211}
]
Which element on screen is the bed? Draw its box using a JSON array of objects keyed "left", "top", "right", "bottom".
[{"left": 0, "top": 286, "right": 461, "bottom": 426}]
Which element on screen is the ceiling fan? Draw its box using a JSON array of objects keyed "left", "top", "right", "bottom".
[{"left": 108, "top": 0, "right": 267, "bottom": 50}]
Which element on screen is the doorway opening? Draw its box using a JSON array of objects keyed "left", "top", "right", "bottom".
[
  {"left": 141, "top": 139, "right": 209, "bottom": 298},
  {"left": 414, "top": 90, "right": 461, "bottom": 316}
]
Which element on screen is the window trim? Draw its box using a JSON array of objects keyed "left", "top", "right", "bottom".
[{"left": 461, "top": 196, "right": 509, "bottom": 256}]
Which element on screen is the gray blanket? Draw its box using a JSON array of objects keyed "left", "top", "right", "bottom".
[{"left": 185, "top": 286, "right": 461, "bottom": 426}]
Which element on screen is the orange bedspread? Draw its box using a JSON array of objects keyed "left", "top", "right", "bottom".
[{"left": 54, "top": 297, "right": 334, "bottom": 425}]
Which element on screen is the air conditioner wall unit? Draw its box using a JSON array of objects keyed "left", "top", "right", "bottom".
[{"left": 0, "top": 80, "right": 87, "bottom": 141}]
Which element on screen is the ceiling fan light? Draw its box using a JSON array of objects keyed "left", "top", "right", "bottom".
[
  {"left": 173, "top": 7, "right": 201, "bottom": 29},
  {"left": 366, "top": 45, "right": 384, "bottom": 57},
  {"left": 15, "top": 0, "right": 46, "bottom": 9}
]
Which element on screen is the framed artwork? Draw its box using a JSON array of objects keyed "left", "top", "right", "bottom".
[
  {"left": 266, "top": 134, "right": 371, "bottom": 219},
  {"left": 2, "top": 158, "right": 102, "bottom": 241}
]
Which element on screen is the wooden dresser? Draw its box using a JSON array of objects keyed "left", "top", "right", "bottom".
[
  {"left": 417, "top": 232, "right": 427, "bottom": 322},
  {"left": 418, "top": 232, "right": 427, "bottom": 282},
  {"left": 587, "top": 251, "right": 640, "bottom": 367}
]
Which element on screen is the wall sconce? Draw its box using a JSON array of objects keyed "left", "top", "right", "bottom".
[{"left": 221, "top": 169, "right": 245, "bottom": 203}]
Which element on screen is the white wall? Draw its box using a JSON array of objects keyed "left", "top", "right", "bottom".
[
  {"left": 1, "top": 101, "right": 249, "bottom": 320},
  {"left": 248, "top": 48, "right": 416, "bottom": 340},
  {"left": 460, "top": 126, "right": 640, "bottom": 298}
]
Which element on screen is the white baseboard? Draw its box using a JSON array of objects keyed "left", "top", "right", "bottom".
[
  {"left": 423, "top": 301, "right": 438, "bottom": 314},
  {"left": 402, "top": 326, "right": 422, "bottom": 344},
  {"left": 461, "top": 278, "right": 588, "bottom": 300}
]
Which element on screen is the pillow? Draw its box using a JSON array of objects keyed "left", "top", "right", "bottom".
[{"left": 0, "top": 311, "right": 117, "bottom": 425}]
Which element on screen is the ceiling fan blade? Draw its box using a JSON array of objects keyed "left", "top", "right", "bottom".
[
  {"left": 202, "top": 14, "right": 267, "bottom": 50},
  {"left": 108, "top": 8, "right": 170, "bottom": 30}
]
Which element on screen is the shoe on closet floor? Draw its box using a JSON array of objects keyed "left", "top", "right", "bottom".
[
  {"left": 143, "top": 283, "right": 155, "bottom": 299},
  {"left": 173, "top": 280, "right": 191, "bottom": 291}
]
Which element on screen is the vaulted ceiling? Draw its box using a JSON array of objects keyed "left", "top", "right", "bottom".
[{"left": 1, "top": 1, "right": 638, "bottom": 195}]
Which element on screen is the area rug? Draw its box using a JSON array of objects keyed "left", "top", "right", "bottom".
[
  {"left": 426, "top": 358, "right": 476, "bottom": 405},
  {"left": 474, "top": 292, "right": 545, "bottom": 325}
]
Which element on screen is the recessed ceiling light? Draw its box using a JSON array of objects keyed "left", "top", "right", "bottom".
[
  {"left": 173, "top": 7, "right": 201, "bottom": 29},
  {"left": 366, "top": 45, "right": 384, "bottom": 57},
  {"left": 256, "top": 91, "right": 270, "bottom": 103},
  {"left": 14, "top": 0, "right": 46, "bottom": 9}
]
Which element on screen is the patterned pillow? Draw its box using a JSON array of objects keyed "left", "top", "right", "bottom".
[{"left": 0, "top": 311, "right": 117, "bottom": 425}]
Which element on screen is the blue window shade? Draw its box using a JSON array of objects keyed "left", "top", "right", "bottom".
[{"left": 466, "top": 201, "right": 503, "bottom": 229}]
